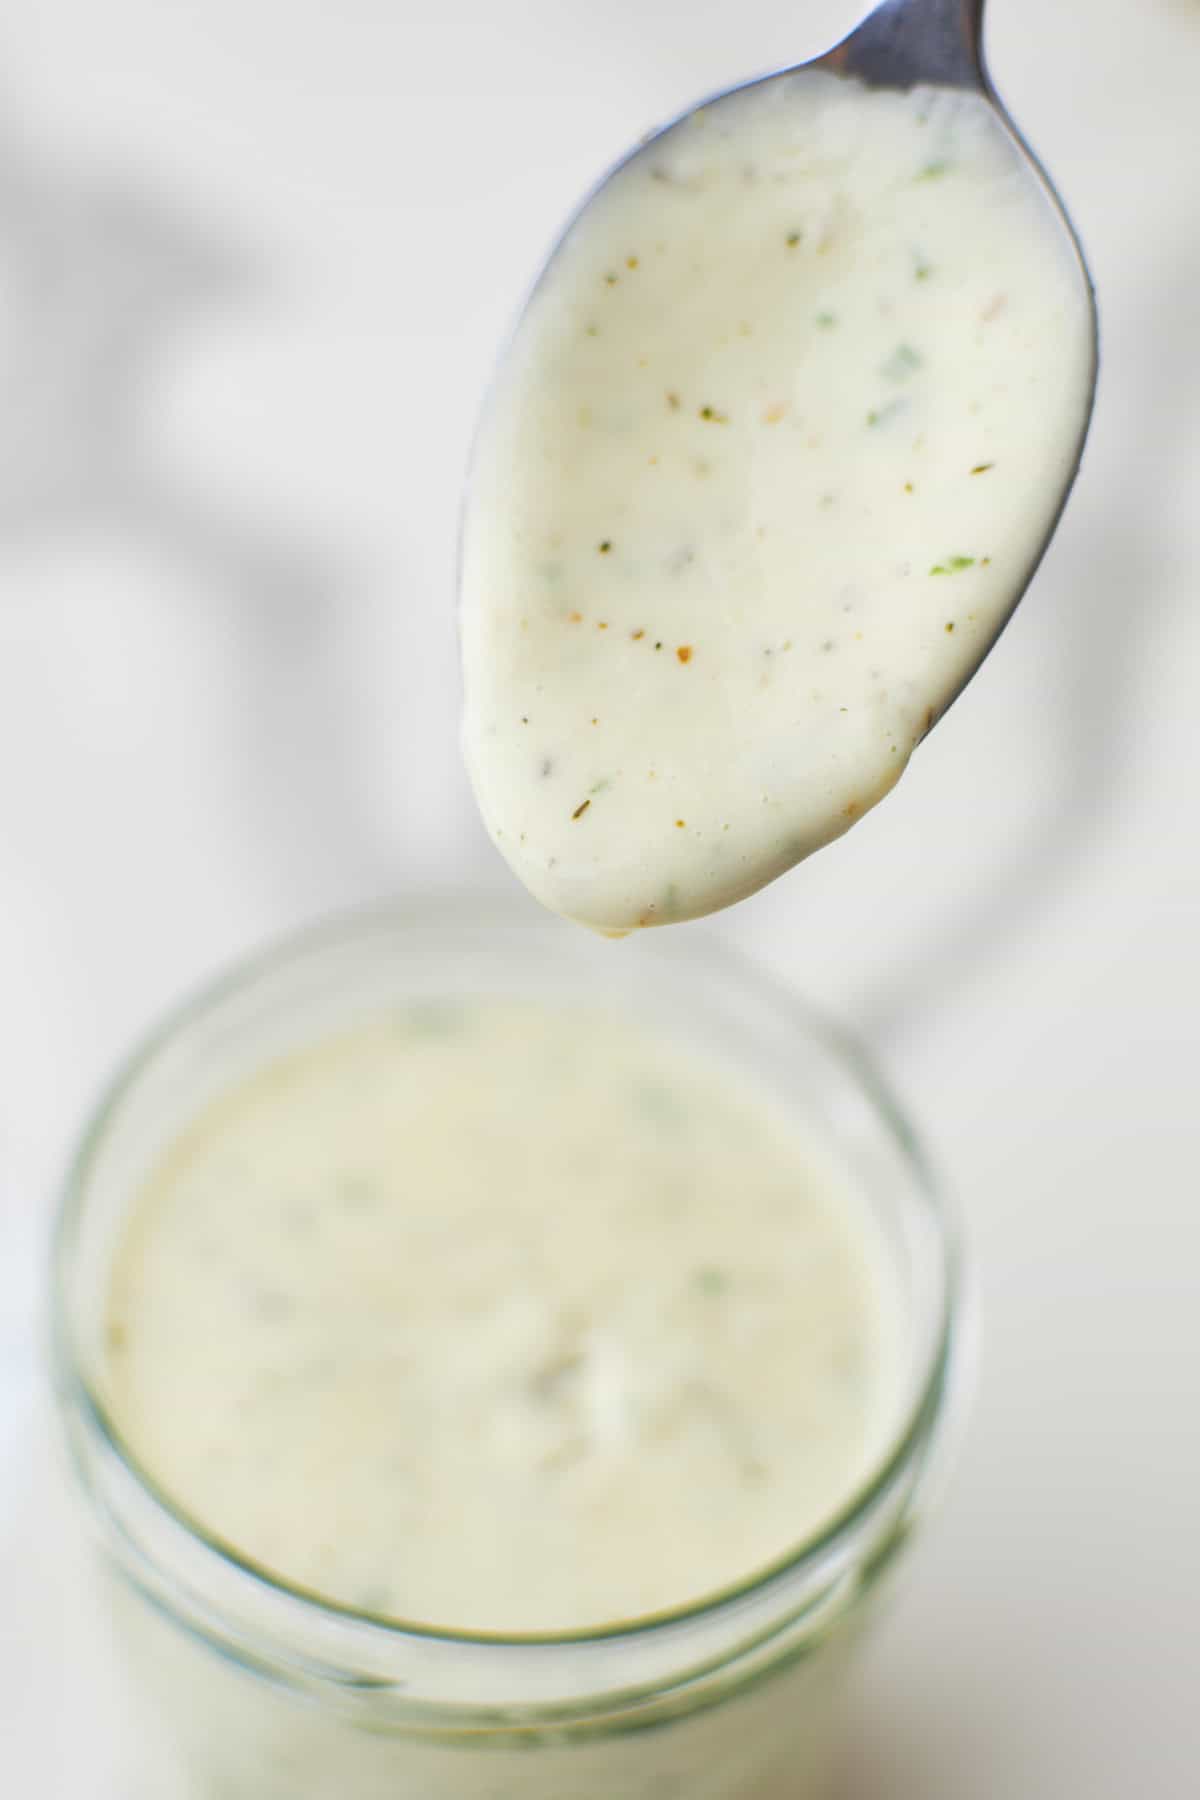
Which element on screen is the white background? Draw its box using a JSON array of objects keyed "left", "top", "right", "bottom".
[{"left": 1, "top": 0, "right": 1198, "bottom": 1793}]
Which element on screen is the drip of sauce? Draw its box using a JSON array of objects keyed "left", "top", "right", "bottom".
[{"left": 461, "top": 73, "right": 1093, "bottom": 932}]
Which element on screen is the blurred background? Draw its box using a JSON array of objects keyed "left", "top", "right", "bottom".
[{"left": 0, "top": 0, "right": 1197, "bottom": 1793}]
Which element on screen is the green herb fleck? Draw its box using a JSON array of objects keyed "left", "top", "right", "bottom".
[
  {"left": 589, "top": 778, "right": 611, "bottom": 796},
  {"left": 971, "top": 462, "right": 995, "bottom": 475},
  {"left": 881, "top": 343, "right": 922, "bottom": 383},
  {"left": 699, "top": 405, "right": 728, "bottom": 423},
  {"left": 929, "top": 555, "right": 976, "bottom": 576},
  {"left": 633, "top": 1081, "right": 686, "bottom": 1127},
  {"left": 598, "top": 539, "right": 612, "bottom": 554},
  {"left": 915, "top": 261, "right": 933, "bottom": 281},
  {"left": 867, "top": 398, "right": 907, "bottom": 429},
  {"left": 815, "top": 310, "right": 836, "bottom": 328},
  {"left": 693, "top": 1266, "right": 730, "bottom": 1298},
  {"left": 530, "top": 1349, "right": 585, "bottom": 1404},
  {"left": 917, "top": 160, "right": 949, "bottom": 181},
  {"left": 786, "top": 230, "right": 802, "bottom": 248},
  {"left": 338, "top": 1176, "right": 377, "bottom": 1211}
]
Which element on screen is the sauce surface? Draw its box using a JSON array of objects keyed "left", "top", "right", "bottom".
[
  {"left": 461, "top": 73, "right": 1093, "bottom": 932},
  {"left": 104, "top": 998, "right": 905, "bottom": 1634}
]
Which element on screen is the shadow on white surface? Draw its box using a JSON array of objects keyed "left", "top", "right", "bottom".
[
  {"left": 0, "top": 96, "right": 399, "bottom": 925},
  {"left": 862, "top": 236, "right": 1191, "bottom": 1049}
]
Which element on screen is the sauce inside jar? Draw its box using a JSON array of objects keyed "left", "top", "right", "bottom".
[{"left": 104, "top": 996, "right": 907, "bottom": 1633}]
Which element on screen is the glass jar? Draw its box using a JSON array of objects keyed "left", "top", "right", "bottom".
[{"left": 51, "top": 900, "right": 965, "bottom": 1800}]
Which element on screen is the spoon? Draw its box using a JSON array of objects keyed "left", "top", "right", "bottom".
[{"left": 460, "top": 0, "right": 1098, "bottom": 933}]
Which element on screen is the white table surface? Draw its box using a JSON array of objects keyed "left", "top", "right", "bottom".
[{"left": 2, "top": 1, "right": 1198, "bottom": 1793}]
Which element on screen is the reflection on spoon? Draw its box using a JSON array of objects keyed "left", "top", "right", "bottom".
[{"left": 460, "top": 0, "right": 1097, "bottom": 934}]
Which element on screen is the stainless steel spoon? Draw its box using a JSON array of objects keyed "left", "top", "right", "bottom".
[{"left": 461, "top": 0, "right": 1099, "bottom": 931}]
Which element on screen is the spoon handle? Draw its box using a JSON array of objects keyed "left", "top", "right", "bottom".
[{"left": 818, "top": 0, "right": 987, "bottom": 91}]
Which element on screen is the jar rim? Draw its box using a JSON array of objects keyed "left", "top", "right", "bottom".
[{"left": 50, "top": 894, "right": 963, "bottom": 1672}]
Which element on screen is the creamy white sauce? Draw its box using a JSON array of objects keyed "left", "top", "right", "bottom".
[
  {"left": 104, "top": 997, "right": 906, "bottom": 1634},
  {"left": 461, "top": 73, "right": 1093, "bottom": 932}
]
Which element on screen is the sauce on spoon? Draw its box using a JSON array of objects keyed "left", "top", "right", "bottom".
[{"left": 461, "top": 73, "right": 1093, "bottom": 932}]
